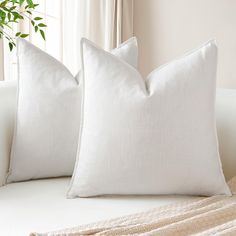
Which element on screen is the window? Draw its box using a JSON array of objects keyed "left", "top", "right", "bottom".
[{"left": 4, "top": 0, "right": 63, "bottom": 81}]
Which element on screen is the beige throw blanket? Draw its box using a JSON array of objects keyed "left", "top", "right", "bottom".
[{"left": 31, "top": 177, "right": 236, "bottom": 236}]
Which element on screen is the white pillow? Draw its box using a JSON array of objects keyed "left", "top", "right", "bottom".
[
  {"left": 68, "top": 39, "right": 231, "bottom": 197},
  {"left": 7, "top": 37, "right": 138, "bottom": 183}
]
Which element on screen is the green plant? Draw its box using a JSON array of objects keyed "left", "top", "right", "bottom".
[{"left": 0, "top": 0, "right": 46, "bottom": 51}]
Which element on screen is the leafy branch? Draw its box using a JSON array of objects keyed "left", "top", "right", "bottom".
[{"left": 0, "top": 0, "right": 46, "bottom": 51}]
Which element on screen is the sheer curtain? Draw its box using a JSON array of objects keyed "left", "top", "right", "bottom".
[
  {"left": 0, "top": 40, "right": 4, "bottom": 81},
  {"left": 63, "top": 0, "right": 134, "bottom": 74},
  {"left": 2, "top": 0, "right": 133, "bottom": 80}
]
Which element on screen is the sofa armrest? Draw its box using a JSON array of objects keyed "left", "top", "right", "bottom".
[
  {"left": 0, "top": 80, "right": 17, "bottom": 186},
  {"left": 216, "top": 89, "right": 236, "bottom": 181}
]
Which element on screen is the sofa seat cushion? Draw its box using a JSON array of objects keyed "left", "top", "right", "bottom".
[{"left": 0, "top": 178, "right": 201, "bottom": 236}]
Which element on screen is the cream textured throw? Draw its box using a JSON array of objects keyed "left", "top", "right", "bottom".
[{"left": 31, "top": 177, "right": 236, "bottom": 236}]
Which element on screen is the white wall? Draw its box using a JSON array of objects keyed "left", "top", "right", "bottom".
[{"left": 134, "top": 0, "right": 236, "bottom": 88}]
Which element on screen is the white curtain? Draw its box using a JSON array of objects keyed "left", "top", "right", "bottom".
[
  {"left": 2, "top": 0, "right": 133, "bottom": 80},
  {"left": 63, "top": 0, "right": 134, "bottom": 74},
  {"left": 0, "top": 40, "right": 4, "bottom": 81}
]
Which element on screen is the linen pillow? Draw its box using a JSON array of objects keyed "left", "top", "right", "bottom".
[
  {"left": 7, "top": 37, "right": 138, "bottom": 183},
  {"left": 68, "top": 39, "right": 231, "bottom": 197}
]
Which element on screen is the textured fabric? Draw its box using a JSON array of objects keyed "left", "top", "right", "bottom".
[
  {"left": 7, "top": 37, "right": 138, "bottom": 183},
  {"left": 32, "top": 177, "right": 236, "bottom": 236},
  {"left": 1, "top": 82, "right": 236, "bottom": 188},
  {"left": 0, "top": 81, "right": 17, "bottom": 186},
  {"left": 0, "top": 178, "right": 199, "bottom": 236},
  {"left": 0, "top": 39, "right": 4, "bottom": 81},
  {"left": 68, "top": 39, "right": 230, "bottom": 197},
  {"left": 216, "top": 89, "right": 236, "bottom": 180}
]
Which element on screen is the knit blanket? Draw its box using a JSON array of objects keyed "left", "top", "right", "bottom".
[{"left": 31, "top": 177, "right": 236, "bottom": 236}]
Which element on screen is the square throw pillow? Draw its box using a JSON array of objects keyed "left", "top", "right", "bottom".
[
  {"left": 68, "top": 39, "right": 231, "bottom": 197},
  {"left": 7, "top": 37, "right": 138, "bottom": 183}
]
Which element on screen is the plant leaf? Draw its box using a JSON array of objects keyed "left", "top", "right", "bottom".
[
  {"left": 34, "top": 17, "right": 42, "bottom": 21},
  {"left": 38, "top": 23, "right": 46, "bottom": 27},
  {"left": 20, "top": 33, "right": 29, "bottom": 38},
  {"left": 40, "top": 29, "right": 45, "bottom": 40},
  {"left": 0, "top": 10, "right": 6, "bottom": 18},
  {"left": 12, "top": 11, "right": 24, "bottom": 20},
  {"left": 9, "top": 42, "right": 13, "bottom": 51},
  {"left": 10, "top": 6, "right": 17, "bottom": 11},
  {"left": 0, "top": 1, "right": 7, "bottom": 8},
  {"left": 7, "top": 12, "right": 11, "bottom": 21},
  {"left": 15, "top": 32, "right": 21, "bottom": 37},
  {"left": 19, "top": 0, "right": 25, "bottom": 6},
  {"left": 26, "top": 0, "right": 34, "bottom": 8}
]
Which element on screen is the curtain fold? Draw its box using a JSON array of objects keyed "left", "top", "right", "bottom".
[
  {"left": 85, "top": 0, "right": 134, "bottom": 49},
  {"left": 63, "top": 0, "right": 133, "bottom": 74},
  {"left": 3, "top": 0, "right": 133, "bottom": 80},
  {"left": 0, "top": 40, "right": 4, "bottom": 81}
]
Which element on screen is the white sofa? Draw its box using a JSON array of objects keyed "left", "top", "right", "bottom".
[{"left": 0, "top": 80, "right": 236, "bottom": 236}]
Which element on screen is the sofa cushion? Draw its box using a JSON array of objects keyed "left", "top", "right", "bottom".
[
  {"left": 216, "top": 89, "right": 236, "bottom": 180},
  {"left": 0, "top": 178, "right": 201, "bottom": 236},
  {"left": 68, "top": 39, "right": 230, "bottom": 197},
  {"left": 7, "top": 37, "right": 138, "bottom": 183},
  {"left": 1, "top": 82, "right": 235, "bottom": 187},
  {"left": 0, "top": 81, "right": 17, "bottom": 186}
]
